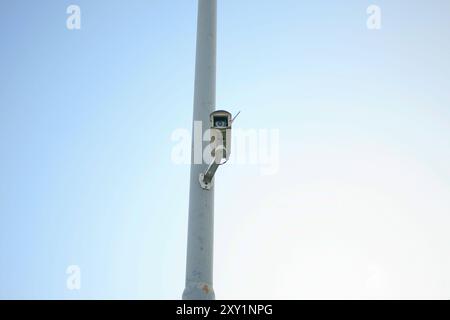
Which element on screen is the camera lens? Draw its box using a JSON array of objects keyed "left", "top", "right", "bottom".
[{"left": 214, "top": 116, "right": 228, "bottom": 128}]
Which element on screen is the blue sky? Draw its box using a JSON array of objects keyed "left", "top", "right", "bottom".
[{"left": 1, "top": 0, "right": 450, "bottom": 299}]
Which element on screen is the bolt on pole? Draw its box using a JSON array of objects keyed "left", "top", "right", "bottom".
[{"left": 183, "top": 0, "right": 217, "bottom": 300}]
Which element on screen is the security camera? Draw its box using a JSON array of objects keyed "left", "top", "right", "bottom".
[
  {"left": 210, "top": 110, "right": 232, "bottom": 162},
  {"left": 199, "top": 110, "right": 235, "bottom": 190}
]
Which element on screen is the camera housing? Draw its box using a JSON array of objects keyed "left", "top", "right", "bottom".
[{"left": 210, "top": 110, "right": 232, "bottom": 162}]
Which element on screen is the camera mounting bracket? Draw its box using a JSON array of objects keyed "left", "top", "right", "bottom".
[{"left": 199, "top": 153, "right": 222, "bottom": 190}]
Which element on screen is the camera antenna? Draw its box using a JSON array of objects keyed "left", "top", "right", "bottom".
[{"left": 232, "top": 111, "right": 241, "bottom": 123}]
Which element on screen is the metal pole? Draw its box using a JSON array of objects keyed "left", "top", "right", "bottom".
[{"left": 183, "top": 0, "right": 217, "bottom": 300}]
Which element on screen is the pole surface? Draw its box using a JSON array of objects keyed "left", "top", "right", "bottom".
[{"left": 183, "top": 0, "right": 217, "bottom": 300}]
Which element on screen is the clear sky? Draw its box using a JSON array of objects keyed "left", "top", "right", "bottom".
[{"left": 1, "top": 0, "right": 450, "bottom": 299}]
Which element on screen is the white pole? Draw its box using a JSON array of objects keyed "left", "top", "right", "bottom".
[{"left": 183, "top": 0, "right": 217, "bottom": 300}]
